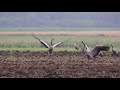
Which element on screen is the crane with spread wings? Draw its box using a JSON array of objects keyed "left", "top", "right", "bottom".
[
  {"left": 81, "top": 41, "right": 110, "bottom": 59},
  {"left": 32, "top": 34, "right": 64, "bottom": 55}
]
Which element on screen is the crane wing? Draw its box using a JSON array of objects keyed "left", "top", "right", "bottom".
[
  {"left": 93, "top": 45, "right": 110, "bottom": 52},
  {"left": 32, "top": 34, "right": 49, "bottom": 48},
  {"left": 39, "top": 40, "right": 50, "bottom": 48},
  {"left": 52, "top": 42, "right": 63, "bottom": 48},
  {"left": 92, "top": 45, "right": 110, "bottom": 57}
]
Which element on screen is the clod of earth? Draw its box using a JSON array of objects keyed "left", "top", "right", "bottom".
[{"left": 0, "top": 51, "right": 120, "bottom": 78}]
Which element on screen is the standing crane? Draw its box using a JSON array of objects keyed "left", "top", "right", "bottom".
[
  {"left": 111, "top": 45, "right": 119, "bottom": 56},
  {"left": 73, "top": 43, "right": 80, "bottom": 51}
]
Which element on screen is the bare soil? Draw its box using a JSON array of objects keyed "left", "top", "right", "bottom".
[{"left": 0, "top": 51, "right": 120, "bottom": 78}]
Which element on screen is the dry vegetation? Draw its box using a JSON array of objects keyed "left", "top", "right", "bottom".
[{"left": 0, "top": 31, "right": 120, "bottom": 36}]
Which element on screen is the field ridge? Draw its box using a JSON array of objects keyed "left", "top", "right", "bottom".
[{"left": 0, "top": 31, "right": 120, "bottom": 36}]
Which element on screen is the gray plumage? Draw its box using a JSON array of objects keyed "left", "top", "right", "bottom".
[
  {"left": 111, "top": 45, "right": 119, "bottom": 56},
  {"left": 32, "top": 34, "right": 64, "bottom": 55},
  {"left": 73, "top": 43, "right": 80, "bottom": 51},
  {"left": 81, "top": 41, "right": 110, "bottom": 59}
]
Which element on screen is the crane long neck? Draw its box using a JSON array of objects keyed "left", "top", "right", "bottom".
[
  {"left": 82, "top": 42, "right": 86, "bottom": 48},
  {"left": 82, "top": 42, "right": 87, "bottom": 50},
  {"left": 51, "top": 39, "right": 53, "bottom": 45},
  {"left": 111, "top": 45, "right": 113, "bottom": 50}
]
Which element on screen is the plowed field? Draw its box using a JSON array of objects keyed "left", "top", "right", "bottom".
[{"left": 0, "top": 51, "right": 120, "bottom": 78}]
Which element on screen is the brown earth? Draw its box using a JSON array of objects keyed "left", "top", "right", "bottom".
[
  {"left": 0, "top": 51, "right": 120, "bottom": 78},
  {"left": 0, "top": 31, "right": 120, "bottom": 36}
]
